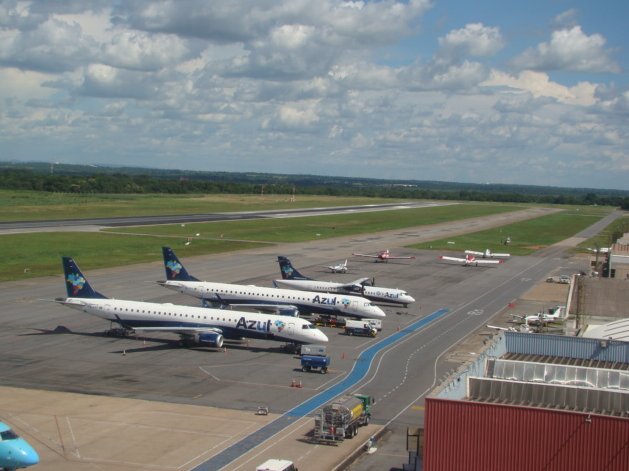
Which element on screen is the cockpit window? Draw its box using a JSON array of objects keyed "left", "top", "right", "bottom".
[
  {"left": 302, "top": 324, "right": 314, "bottom": 329},
  {"left": 0, "top": 429, "right": 19, "bottom": 441}
]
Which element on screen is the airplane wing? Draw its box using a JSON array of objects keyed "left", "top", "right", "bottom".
[
  {"left": 131, "top": 326, "right": 222, "bottom": 334},
  {"left": 465, "top": 250, "right": 484, "bottom": 256},
  {"left": 439, "top": 255, "right": 466, "bottom": 263},
  {"left": 474, "top": 259, "right": 503, "bottom": 265},
  {"left": 352, "top": 253, "right": 379, "bottom": 258},
  {"left": 492, "top": 252, "right": 510, "bottom": 258},
  {"left": 387, "top": 255, "right": 416, "bottom": 260}
]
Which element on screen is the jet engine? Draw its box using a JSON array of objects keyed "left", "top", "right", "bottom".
[{"left": 194, "top": 332, "right": 224, "bottom": 348}]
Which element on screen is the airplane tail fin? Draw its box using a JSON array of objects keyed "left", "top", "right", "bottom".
[
  {"left": 162, "top": 246, "right": 199, "bottom": 281},
  {"left": 62, "top": 257, "right": 107, "bottom": 299},
  {"left": 277, "top": 256, "right": 310, "bottom": 280}
]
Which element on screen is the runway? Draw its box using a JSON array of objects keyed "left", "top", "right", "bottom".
[{"left": 0, "top": 206, "right": 613, "bottom": 470}]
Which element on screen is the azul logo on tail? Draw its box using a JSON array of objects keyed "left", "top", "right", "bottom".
[
  {"left": 66, "top": 273, "right": 86, "bottom": 296},
  {"left": 166, "top": 260, "right": 183, "bottom": 278}
]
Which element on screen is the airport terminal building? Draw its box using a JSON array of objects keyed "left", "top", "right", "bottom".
[{"left": 417, "top": 333, "right": 629, "bottom": 471}]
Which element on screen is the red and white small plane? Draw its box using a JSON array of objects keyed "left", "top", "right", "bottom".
[
  {"left": 352, "top": 249, "right": 416, "bottom": 263},
  {"left": 464, "top": 249, "right": 510, "bottom": 259},
  {"left": 439, "top": 254, "right": 504, "bottom": 267}
]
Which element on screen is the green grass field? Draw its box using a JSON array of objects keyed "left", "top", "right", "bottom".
[
  {"left": 0, "top": 190, "right": 398, "bottom": 222},
  {"left": 105, "top": 203, "right": 521, "bottom": 242},
  {"left": 3, "top": 202, "right": 522, "bottom": 281},
  {"left": 577, "top": 215, "right": 629, "bottom": 251},
  {"left": 409, "top": 206, "right": 612, "bottom": 255}
]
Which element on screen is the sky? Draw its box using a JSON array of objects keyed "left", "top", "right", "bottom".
[{"left": 1, "top": 0, "right": 628, "bottom": 190}]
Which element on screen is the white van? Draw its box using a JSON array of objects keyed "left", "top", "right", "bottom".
[{"left": 256, "top": 459, "right": 297, "bottom": 471}]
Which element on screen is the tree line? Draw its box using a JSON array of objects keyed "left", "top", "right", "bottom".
[{"left": 1, "top": 167, "right": 628, "bottom": 209}]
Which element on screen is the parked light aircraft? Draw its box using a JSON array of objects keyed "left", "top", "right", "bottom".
[
  {"left": 326, "top": 259, "right": 348, "bottom": 273},
  {"left": 511, "top": 305, "right": 565, "bottom": 326},
  {"left": 439, "top": 254, "right": 503, "bottom": 267},
  {"left": 0, "top": 422, "right": 39, "bottom": 470},
  {"left": 464, "top": 249, "right": 510, "bottom": 259},
  {"left": 275, "top": 256, "right": 415, "bottom": 307},
  {"left": 56, "top": 257, "right": 328, "bottom": 349},
  {"left": 159, "top": 247, "right": 385, "bottom": 319},
  {"left": 352, "top": 249, "right": 416, "bottom": 263},
  {"left": 587, "top": 247, "right": 610, "bottom": 253}
]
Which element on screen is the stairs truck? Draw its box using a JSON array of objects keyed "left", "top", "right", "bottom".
[{"left": 313, "top": 394, "right": 374, "bottom": 443}]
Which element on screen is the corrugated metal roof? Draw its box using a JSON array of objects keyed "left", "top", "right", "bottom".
[
  {"left": 468, "top": 377, "right": 629, "bottom": 417},
  {"left": 424, "top": 398, "right": 629, "bottom": 471},
  {"left": 489, "top": 358, "right": 629, "bottom": 390},
  {"left": 582, "top": 318, "right": 629, "bottom": 341}
]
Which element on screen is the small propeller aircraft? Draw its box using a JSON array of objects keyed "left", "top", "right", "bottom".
[
  {"left": 464, "top": 249, "right": 510, "bottom": 259},
  {"left": 325, "top": 260, "right": 348, "bottom": 273},
  {"left": 352, "top": 249, "right": 416, "bottom": 263},
  {"left": 439, "top": 254, "right": 503, "bottom": 267}
]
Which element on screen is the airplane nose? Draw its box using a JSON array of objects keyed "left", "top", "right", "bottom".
[
  {"left": 317, "top": 330, "right": 329, "bottom": 342},
  {"left": 17, "top": 445, "right": 40, "bottom": 466},
  {"left": 373, "top": 306, "right": 386, "bottom": 318}
]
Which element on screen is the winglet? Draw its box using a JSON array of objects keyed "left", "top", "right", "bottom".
[
  {"left": 62, "top": 257, "right": 107, "bottom": 299},
  {"left": 162, "top": 246, "right": 199, "bottom": 281}
]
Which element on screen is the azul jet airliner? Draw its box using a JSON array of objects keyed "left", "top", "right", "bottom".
[
  {"left": 0, "top": 422, "right": 39, "bottom": 470},
  {"left": 275, "top": 256, "right": 415, "bottom": 308},
  {"left": 158, "top": 247, "right": 386, "bottom": 319},
  {"left": 56, "top": 257, "right": 328, "bottom": 349}
]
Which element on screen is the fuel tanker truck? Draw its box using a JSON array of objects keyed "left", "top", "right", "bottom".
[{"left": 313, "top": 393, "right": 374, "bottom": 442}]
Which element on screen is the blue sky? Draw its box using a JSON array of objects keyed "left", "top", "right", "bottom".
[{"left": 1, "top": 0, "right": 628, "bottom": 190}]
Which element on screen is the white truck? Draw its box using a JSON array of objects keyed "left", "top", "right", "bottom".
[
  {"left": 256, "top": 459, "right": 297, "bottom": 471},
  {"left": 344, "top": 319, "right": 377, "bottom": 337}
]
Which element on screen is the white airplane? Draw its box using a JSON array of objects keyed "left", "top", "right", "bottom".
[
  {"left": 511, "top": 305, "right": 565, "bottom": 326},
  {"left": 326, "top": 259, "right": 348, "bottom": 273},
  {"left": 159, "top": 247, "right": 386, "bottom": 319},
  {"left": 275, "top": 256, "right": 415, "bottom": 307},
  {"left": 439, "top": 254, "right": 504, "bottom": 267},
  {"left": 587, "top": 247, "right": 610, "bottom": 253},
  {"left": 352, "top": 249, "right": 416, "bottom": 263},
  {"left": 56, "top": 257, "right": 328, "bottom": 349},
  {"left": 464, "top": 249, "right": 510, "bottom": 259}
]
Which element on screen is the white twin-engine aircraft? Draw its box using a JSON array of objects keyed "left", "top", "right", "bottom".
[
  {"left": 275, "top": 256, "right": 415, "bottom": 308},
  {"left": 464, "top": 249, "right": 510, "bottom": 258},
  {"left": 56, "top": 257, "right": 328, "bottom": 349},
  {"left": 326, "top": 259, "right": 348, "bottom": 273},
  {"left": 439, "top": 254, "right": 504, "bottom": 267},
  {"left": 159, "top": 247, "right": 386, "bottom": 319}
]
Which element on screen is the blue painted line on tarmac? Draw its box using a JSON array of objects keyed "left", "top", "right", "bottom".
[{"left": 193, "top": 308, "right": 449, "bottom": 471}]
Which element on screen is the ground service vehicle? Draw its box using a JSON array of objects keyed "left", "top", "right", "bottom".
[
  {"left": 313, "top": 394, "right": 374, "bottom": 442},
  {"left": 301, "top": 354, "right": 330, "bottom": 373},
  {"left": 300, "top": 344, "right": 327, "bottom": 356},
  {"left": 344, "top": 319, "right": 377, "bottom": 337},
  {"left": 256, "top": 459, "right": 297, "bottom": 471}
]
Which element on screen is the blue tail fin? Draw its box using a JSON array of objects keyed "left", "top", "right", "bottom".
[
  {"left": 277, "top": 256, "right": 311, "bottom": 280},
  {"left": 62, "top": 257, "right": 107, "bottom": 299},
  {"left": 162, "top": 246, "right": 199, "bottom": 281}
]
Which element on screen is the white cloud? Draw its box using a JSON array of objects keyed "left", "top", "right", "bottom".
[
  {"left": 483, "top": 70, "right": 597, "bottom": 105},
  {"left": 438, "top": 23, "right": 504, "bottom": 60},
  {"left": 0, "top": 16, "right": 98, "bottom": 72},
  {"left": 102, "top": 31, "right": 195, "bottom": 71},
  {"left": 512, "top": 26, "right": 619, "bottom": 73},
  {"left": 0, "top": 1, "right": 627, "bottom": 190}
]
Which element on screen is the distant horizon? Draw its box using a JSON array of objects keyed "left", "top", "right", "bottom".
[{"left": 3, "top": 160, "right": 628, "bottom": 195}]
